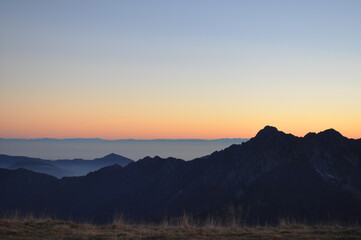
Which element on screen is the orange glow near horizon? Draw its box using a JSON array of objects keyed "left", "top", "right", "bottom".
[
  {"left": 1, "top": 2, "right": 361, "bottom": 140},
  {"left": 1, "top": 107, "right": 360, "bottom": 139},
  {"left": 1, "top": 83, "right": 360, "bottom": 139},
  {"left": 2, "top": 87, "right": 361, "bottom": 140},
  {"left": 1, "top": 84, "right": 361, "bottom": 139}
]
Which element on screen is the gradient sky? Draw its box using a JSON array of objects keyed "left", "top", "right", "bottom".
[{"left": 1, "top": 0, "right": 361, "bottom": 139}]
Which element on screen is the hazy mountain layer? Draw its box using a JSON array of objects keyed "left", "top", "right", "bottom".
[
  {"left": 0, "top": 153, "right": 133, "bottom": 178},
  {"left": 0, "top": 138, "right": 247, "bottom": 160}
]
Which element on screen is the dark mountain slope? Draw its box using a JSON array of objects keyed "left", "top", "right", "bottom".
[
  {"left": 0, "top": 168, "right": 58, "bottom": 210},
  {"left": 165, "top": 126, "right": 301, "bottom": 215},
  {"left": 189, "top": 127, "right": 361, "bottom": 223},
  {"left": 0, "top": 126, "right": 360, "bottom": 224},
  {"left": 38, "top": 157, "right": 192, "bottom": 222},
  {"left": 7, "top": 161, "right": 74, "bottom": 178},
  {"left": 241, "top": 163, "right": 361, "bottom": 224}
]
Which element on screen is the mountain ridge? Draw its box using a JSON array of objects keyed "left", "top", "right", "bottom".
[
  {"left": 0, "top": 126, "right": 360, "bottom": 224},
  {"left": 0, "top": 153, "right": 133, "bottom": 178}
]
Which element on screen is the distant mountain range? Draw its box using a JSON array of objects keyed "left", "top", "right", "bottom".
[
  {"left": 0, "top": 138, "right": 246, "bottom": 142},
  {"left": 0, "top": 153, "right": 133, "bottom": 178},
  {"left": 0, "top": 138, "right": 247, "bottom": 160},
  {"left": 0, "top": 126, "right": 360, "bottom": 224}
]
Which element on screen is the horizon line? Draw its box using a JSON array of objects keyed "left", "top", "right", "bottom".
[
  {"left": 0, "top": 126, "right": 358, "bottom": 141},
  {"left": 0, "top": 137, "right": 249, "bottom": 141}
]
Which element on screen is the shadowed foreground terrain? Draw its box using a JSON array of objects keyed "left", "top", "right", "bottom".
[{"left": 0, "top": 218, "right": 360, "bottom": 240}]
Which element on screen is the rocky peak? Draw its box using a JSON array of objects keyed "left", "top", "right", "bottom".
[
  {"left": 253, "top": 125, "right": 285, "bottom": 141},
  {"left": 317, "top": 128, "right": 344, "bottom": 139},
  {"left": 103, "top": 153, "right": 121, "bottom": 159}
]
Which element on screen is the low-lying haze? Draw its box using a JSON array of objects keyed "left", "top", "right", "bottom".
[{"left": 0, "top": 138, "right": 247, "bottom": 160}]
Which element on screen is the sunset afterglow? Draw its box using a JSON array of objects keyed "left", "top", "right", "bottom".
[{"left": 1, "top": 1, "right": 361, "bottom": 139}]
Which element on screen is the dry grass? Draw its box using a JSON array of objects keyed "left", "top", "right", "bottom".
[{"left": 0, "top": 216, "right": 360, "bottom": 240}]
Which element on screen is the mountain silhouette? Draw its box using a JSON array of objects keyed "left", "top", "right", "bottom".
[
  {"left": 0, "top": 126, "right": 360, "bottom": 224},
  {"left": 0, "top": 168, "right": 58, "bottom": 209},
  {"left": 7, "top": 160, "right": 74, "bottom": 178},
  {"left": 0, "top": 153, "right": 133, "bottom": 178}
]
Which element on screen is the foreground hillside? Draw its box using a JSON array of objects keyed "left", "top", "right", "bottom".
[{"left": 0, "top": 219, "right": 360, "bottom": 240}]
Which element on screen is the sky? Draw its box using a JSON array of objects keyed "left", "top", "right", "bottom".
[{"left": 1, "top": 0, "right": 361, "bottom": 139}]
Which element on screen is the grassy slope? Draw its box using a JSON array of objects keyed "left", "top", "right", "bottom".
[{"left": 0, "top": 219, "right": 360, "bottom": 240}]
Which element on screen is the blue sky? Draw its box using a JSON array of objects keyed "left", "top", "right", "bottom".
[{"left": 1, "top": 0, "right": 361, "bottom": 139}]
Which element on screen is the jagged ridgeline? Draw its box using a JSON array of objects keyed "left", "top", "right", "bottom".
[{"left": 0, "top": 126, "right": 360, "bottom": 224}]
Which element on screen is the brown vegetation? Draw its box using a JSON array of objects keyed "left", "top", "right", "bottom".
[{"left": 0, "top": 215, "right": 360, "bottom": 240}]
